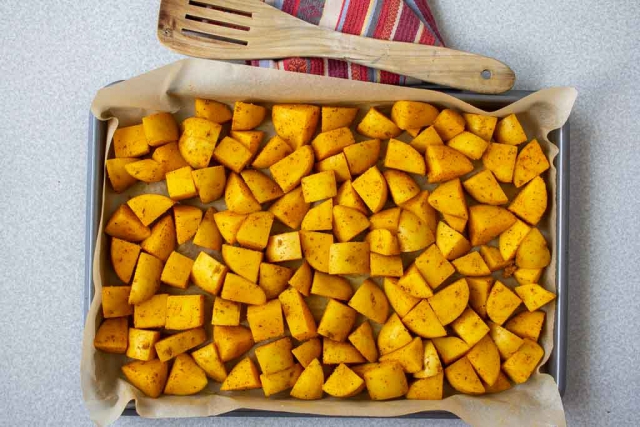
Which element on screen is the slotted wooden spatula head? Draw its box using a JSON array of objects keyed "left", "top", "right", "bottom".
[{"left": 158, "top": 0, "right": 516, "bottom": 93}]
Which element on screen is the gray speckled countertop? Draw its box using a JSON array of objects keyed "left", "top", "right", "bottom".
[{"left": 0, "top": 1, "right": 638, "bottom": 426}]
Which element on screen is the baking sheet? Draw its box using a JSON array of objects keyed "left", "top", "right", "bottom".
[{"left": 82, "top": 58, "right": 576, "bottom": 426}]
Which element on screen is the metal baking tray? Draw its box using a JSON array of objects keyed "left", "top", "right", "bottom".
[{"left": 85, "top": 86, "right": 569, "bottom": 418}]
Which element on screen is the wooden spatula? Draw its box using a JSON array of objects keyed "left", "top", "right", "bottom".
[{"left": 158, "top": 0, "right": 515, "bottom": 94}]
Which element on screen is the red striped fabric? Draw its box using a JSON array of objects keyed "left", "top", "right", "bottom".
[{"left": 249, "top": 0, "right": 444, "bottom": 85}]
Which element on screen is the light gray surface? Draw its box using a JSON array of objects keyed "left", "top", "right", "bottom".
[{"left": 0, "top": 1, "right": 637, "bottom": 426}]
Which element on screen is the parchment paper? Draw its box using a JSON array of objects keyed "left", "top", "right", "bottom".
[{"left": 82, "top": 58, "right": 576, "bottom": 426}]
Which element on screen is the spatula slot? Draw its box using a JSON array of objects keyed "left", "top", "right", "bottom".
[
  {"left": 185, "top": 14, "right": 250, "bottom": 32},
  {"left": 188, "top": 0, "right": 252, "bottom": 18},
  {"left": 181, "top": 28, "right": 248, "bottom": 46}
]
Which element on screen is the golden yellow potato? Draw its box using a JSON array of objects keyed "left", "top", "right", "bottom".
[
  {"left": 94, "top": 318, "right": 128, "bottom": 354},
  {"left": 311, "top": 127, "right": 356, "bottom": 161},
  {"left": 160, "top": 251, "right": 194, "bottom": 289},
  {"left": 270, "top": 145, "right": 315, "bottom": 193},
  {"left": 311, "top": 271, "right": 353, "bottom": 301},
  {"left": 111, "top": 237, "right": 141, "bottom": 283},
  {"left": 502, "top": 339, "right": 544, "bottom": 384},
  {"left": 142, "top": 112, "right": 178, "bottom": 147},
  {"left": 230, "top": 130, "right": 264, "bottom": 156},
  {"left": 317, "top": 299, "right": 357, "bottom": 342},
  {"left": 410, "top": 126, "right": 443, "bottom": 154},
  {"left": 402, "top": 300, "right": 447, "bottom": 339},
  {"left": 514, "top": 268, "right": 543, "bottom": 286},
  {"left": 213, "top": 325, "right": 254, "bottom": 362},
  {"left": 515, "top": 284, "right": 556, "bottom": 312},
  {"left": 334, "top": 180, "right": 368, "bottom": 214},
  {"left": 322, "top": 363, "right": 365, "bottom": 397},
  {"left": 348, "top": 279, "right": 389, "bottom": 324},
  {"left": 499, "top": 219, "right": 531, "bottom": 261},
  {"left": 436, "top": 221, "right": 471, "bottom": 261},
  {"left": 292, "top": 338, "right": 322, "bottom": 368},
  {"left": 486, "top": 281, "right": 522, "bottom": 325},
  {"left": 301, "top": 199, "right": 333, "bottom": 231},
  {"left": 164, "top": 353, "right": 208, "bottom": 396},
  {"left": 447, "top": 131, "right": 490, "bottom": 160},
  {"left": 173, "top": 205, "right": 202, "bottom": 245},
  {"left": 113, "top": 124, "right": 150, "bottom": 158},
  {"left": 479, "top": 245, "right": 511, "bottom": 272},
  {"left": 363, "top": 362, "right": 408, "bottom": 400},
  {"left": 323, "top": 339, "right": 366, "bottom": 364},
  {"left": 509, "top": 176, "right": 548, "bottom": 225},
  {"left": 106, "top": 158, "right": 138, "bottom": 193},
  {"left": 222, "top": 243, "right": 263, "bottom": 283},
  {"left": 428, "top": 178, "right": 468, "bottom": 219},
  {"left": 397, "top": 263, "right": 433, "bottom": 298},
  {"left": 348, "top": 321, "right": 378, "bottom": 363},
  {"left": 288, "top": 260, "right": 313, "bottom": 296},
  {"left": 258, "top": 263, "right": 292, "bottom": 299},
  {"left": 272, "top": 104, "right": 320, "bottom": 148},
  {"left": 384, "top": 170, "right": 420, "bottom": 205},
  {"left": 463, "top": 169, "right": 508, "bottom": 205},
  {"left": 333, "top": 205, "right": 370, "bottom": 242},
  {"left": 101, "top": 286, "right": 133, "bottom": 318},
  {"left": 513, "top": 139, "right": 550, "bottom": 188},
  {"left": 468, "top": 205, "right": 517, "bottom": 246},
  {"left": 279, "top": 287, "right": 318, "bottom": 341},
  {"left": 225, "top": 172, "right": 262, "bottom": 214},
  {"left": 213, "top": 210, "right": 247, "bottom": 245},
  {"left": 155, "top": 327, "right": 207, "bottom": 362},
  {"left": 356, "top": 107, "right": 401, "bottom": 139},
  {"left": 240, "top": 169, "right": 283, "bottom": 204},
  {"left": 451, "top": 307, "right": 490, "bottom": 347},
  {"left": 414, "top": 244, "right": 455, "bottom": 290},
  {"left": 495, "top": 113, "right": 527, "bottom": 146},
  {"left": 488, "top": 321, "right": 525, "bottom": 360},
  {"left": 255, "top": 337, "right": 294, "bottom": 374},
  {"left": 179, "top": 117, "right": 222, "bottom": 169},
  {"left": 443, "top": 213, "right": 467, "bottom": 233},
  {"left": 406, "top": 373, "right": 444, "bottom": 400},
  {"left": 463, "top": 113, "right": 497, "bottom": 141},
  {"left": 505, "top": 311, "right": 545, "bottom": 342},
  {"left": 369, "top": 207, "right": 401, "bottom": 233},
  {"left": 378, "top": 313, "right": 413, "bottom": 355},
  {"left": 379, "top": 337, "right": 424, "bottom": 373},
  {"left": 482, "top": 142, "right": 518, "bottom": 183},
  {"left": 432, "top": 336, "right": 470, "bottom": 365},
  {"left": 427, "top": 280, "right": 469, "bottom": 328},
  {"left": 252, "top": 135, "right": 293, "bottom": 169},
  {"left": 516, "top": 228, "right": 551, "bottom": 268},
  {"left": 321, "top": 106, "right": 358, "bottom": 132},
  {"left": 127, "top": 194, "right": 175, "bottom": 227},
  {"left": 220, "top": 357, "right": 262, "bottom": 390},
  {"left": 328, "top": 241, "right": 370, "bottom": 275},
  {"left": 192, "top": 165, "right": 226, "bottom": 203},
  {"left": 467, "top": 276, "right": 493, "bottom": 319},
  {"left": 192, "top": 343, "right": 228, "bottom": 383},
  {"left": 152, "top": 141, "right": 189, "bottom": 176},
  {"left": 301, "top": 170, "right": 338, "bottom": 203},
  {"left": 129, "top": 252, "right": 163, "bottom": 305},
  {"left": 124, "top": 159, "right": 164, "bottom": 183},
  {"left": 452, "top": 251, "right": 492, "bottom": 276},
  {"left": 414, "top": 340, "right": 443, "bottom": 379},
  {"left": 391, "top": 100, "right": 438, "bottom": 130},
  {"left": 261, "top": 364, "right": 303, "bottom": 397},
  {"left": 400, "top": 190, "right": 437, "bottom": 234},
  {"left": 195, "top": 98, "right": 232, "bottom": 123},
  {"left": 384, "top": 139, "right": 426, "bottom": 175},
  {"left": 126, "top": 328, "right": 160, "bottom": 361},
  {"left": 232, "top": 101, "right": 266, "bottom": 131},
  {"left": 316, "top": 152, "right": 352, "bottom": 182},
  {"left": 425, "top": 145, "right": 474, "bottom": 183},
  {"left": 366, "top": 228, "right": 401, "bottom": 256},
  {"left": 236, "top": 211, "right": 274, "bottom": 251},
  {"left": 445, "top": 357, "right": 485, "bottom": 394},
  {"left": 343, "top": 139, "right": 381, "bottom": 176},
  {"left": 166, "top": 166, "right": 197, "bottom": 201},
  {"left": 290, "top": 358, "right": 324, "bottom": 400},
  {"left": 433, "top": 108, "right": 465, "bottom": 141},
  {"left": 352, "top": 166, "right": 388, "bottom": 214},
  {"left": 484, "top": 371, "right": 512, "bottom": 393},
  {"left": 121, "top": 359, "right": 168, "bottom": 398},
  {"left": 269, "top": 186, "right": 310, "bottom": 229},
  {"left": 299, "top": 230, "right": 333, "bottom": 273},
  {"left": 191, "top": 251, "right": 228, "bottom": 295},
  {"left": 212, "top": 297, "right": 241, "bottom": 326},
  {"left": 397, "top": 209, "right": 435, "bottom": 252},
  {"left": 266, "top": 231, "right": 302, "bottom": 262},
  {"left": 221, "top": 273, "right": 267, "bottom": 305},
  {"left": 383, "top": 277, "right": 419, "bottom": 317}
]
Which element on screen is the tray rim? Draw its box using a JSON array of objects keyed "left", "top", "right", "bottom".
[{"left": 84, "top": 85, "right": 568, "bottom": 418}]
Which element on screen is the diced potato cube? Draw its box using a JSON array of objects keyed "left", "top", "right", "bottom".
[
  {"left": 190, "top": 252, "right": 228, "bottom": 295},
  {"left": 160, "top": 251, "right": 193, "bottom": 289},
  {"left": 266, "top": 232, "right": 302, "bottom": 263},
  {"left": 212, "top": 297, "right": 241, "bottom": 326},
  {"left": 134, "top": 293, "right": 168, "bottom": 329},
  {"left": 247, "top": 299, "right": 285, "bottom": 342},
  {"left": 255, "top": 337, "right": 294, "bottom": 374},
  {"left": 127, "top": 328, "right": 160, "bottom": 361},
  {"left": 142, "top": 112, "right": 179, "bottom": 147},
  {"left": 94, "top": 317, "right": 129, "bottom": 354},
  {"left": 154, "top": 327, "right": 207, "bottom": 362},
  {"left": 102, "top": 286, "right": 133, "bottom": 318},
  {"left": 113, "top": 124, "right": 150, "bottom": 158},
  {"left": 165, "top": 295, "right": 205, "bottom": 330}
]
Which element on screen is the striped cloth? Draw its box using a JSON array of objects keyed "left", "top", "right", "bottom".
[{"left": 248, "top": 0, "right": 444, "bottom": 85}]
